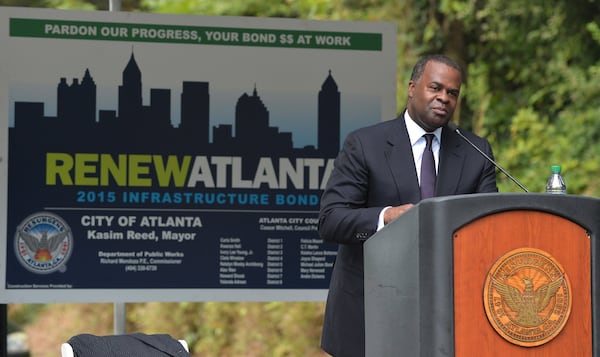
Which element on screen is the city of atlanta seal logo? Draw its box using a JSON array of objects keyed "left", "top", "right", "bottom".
[
  {"left": 483, "top": 247, "right": 571, "bottom": 347},
  {"left": 14, "top": 212, "right": 73, "bottom": 274}
]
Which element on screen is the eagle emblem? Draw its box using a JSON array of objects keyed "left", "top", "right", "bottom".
[
  {"left": 483, "top": 248, "right": 571, "bottom": 347},
  {"left": 492, "top": 276, "right": 564, "bottom": 327},
  {"left": 19, "top": 230, "right": 70, "bottom": 262},
  {"left": 14, "top": 212, "right": 73, "bottom": 274}
]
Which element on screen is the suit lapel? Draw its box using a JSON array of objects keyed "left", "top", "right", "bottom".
[
  {"left": 436, "top": 126, "right": 465, "bottom": 196},
  {"left": 384, "top": 118, "right": 421, "bottom": 203}
]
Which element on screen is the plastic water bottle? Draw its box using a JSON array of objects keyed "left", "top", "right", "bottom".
[{"left": 545, "top": 165, "right": 566, "bottom": 194}]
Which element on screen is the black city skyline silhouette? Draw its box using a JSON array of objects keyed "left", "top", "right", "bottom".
[{"left": 11, "top": 51, "right": 342, "bottom": 157}]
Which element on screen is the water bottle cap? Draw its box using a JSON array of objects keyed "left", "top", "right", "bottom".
[{"left": 551, "top": 165, "right": 561, "bottom": 173}]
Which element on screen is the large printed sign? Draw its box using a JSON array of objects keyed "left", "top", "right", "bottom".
[{"left": 0, "top": 7, "right": 397, "bottom": 302}]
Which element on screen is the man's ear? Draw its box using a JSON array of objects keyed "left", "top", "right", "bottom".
[{"left": 407, "top": 80, "right": 415, "bottom": 99}]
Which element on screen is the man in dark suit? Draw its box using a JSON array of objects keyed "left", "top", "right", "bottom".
[{"left": 319, "top": 54, "right": 498, "bottom": 357}]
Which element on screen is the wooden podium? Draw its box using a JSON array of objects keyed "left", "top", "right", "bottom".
[{"left": 364, "top": 193, "right": 600, "bottom": 356}]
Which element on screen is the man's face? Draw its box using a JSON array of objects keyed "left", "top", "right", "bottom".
[{"left": 407, "top": 61, "right": 462, "bottom": 132}]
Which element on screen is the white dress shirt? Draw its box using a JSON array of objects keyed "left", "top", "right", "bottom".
[{"left": 376, "top": 112, "right": 442, "bottom": 230}]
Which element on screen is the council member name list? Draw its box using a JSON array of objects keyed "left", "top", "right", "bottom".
[{"left": 217, "top": 215, "right": 336, "bottom": 287}]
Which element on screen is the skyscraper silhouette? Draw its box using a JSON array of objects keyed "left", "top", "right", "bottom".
[
  {"left": 234, "top": 85, "right": 292, "bottom": 153},
  {"left": 318, "top": 70, "right": 340, "bottom": 157},
  {"left": 12, "top": 50, "right": 342, "bottom": 156},
  {"left": 118, "top": 52, "right": 143, "bottom": 129},
  {"left": 57, "top": 69, "right": 96, "bottom": 129},
  {"left": 180, "top": 81, "right": 210, "bottom": 146}
]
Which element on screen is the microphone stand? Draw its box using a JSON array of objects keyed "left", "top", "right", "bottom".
[{"left": 448, "top": 123, "right": 529, "bottom": 193}]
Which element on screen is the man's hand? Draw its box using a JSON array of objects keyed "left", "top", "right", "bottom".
[{"left": 383, "top": 204, "right": 415, "bottom": 225}]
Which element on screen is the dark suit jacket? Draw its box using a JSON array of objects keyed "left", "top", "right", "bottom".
[
  {"left": 67, "top": 333, "right": 190, "bottom": 357},
  {"left": 319, "top": 116, "right": 498, "bottom": 357}
]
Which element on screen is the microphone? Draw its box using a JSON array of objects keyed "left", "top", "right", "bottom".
[{"left": 446, "top": 122, "right": 529, "bottom": 193}]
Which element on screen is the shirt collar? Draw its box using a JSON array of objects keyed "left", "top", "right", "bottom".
[{"left": 404, "top": 111, "right": 442, "bottom": 146}]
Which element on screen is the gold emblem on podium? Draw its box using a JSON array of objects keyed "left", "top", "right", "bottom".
[{"left": 483, "top": 247, "right": 572, "bottom": 347}]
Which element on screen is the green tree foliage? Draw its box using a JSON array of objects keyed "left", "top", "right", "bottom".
[
  {"left": 0, "top": 0, "right": 143, "bottom": 11},
  {"left": 442, "top": 0, "right": 600, "bottom": 194},
  {"left": 0, "top": 0, "right": 46, "bottom": 7}
]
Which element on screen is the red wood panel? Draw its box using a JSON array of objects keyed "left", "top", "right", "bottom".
[{"left": 453, "top": 210, "right": 591, "bottom": 356}]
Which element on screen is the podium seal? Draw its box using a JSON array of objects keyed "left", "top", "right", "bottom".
[{"left": 483, "top": 247, "right": 571, "bottom": 347}]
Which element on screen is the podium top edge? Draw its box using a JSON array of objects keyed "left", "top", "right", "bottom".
[
  {"left": 411, "top": 192, "right": 600, "bottom": 234},
  {"left": 422, "top": 192, "right": 599, "bottom": 204}
]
